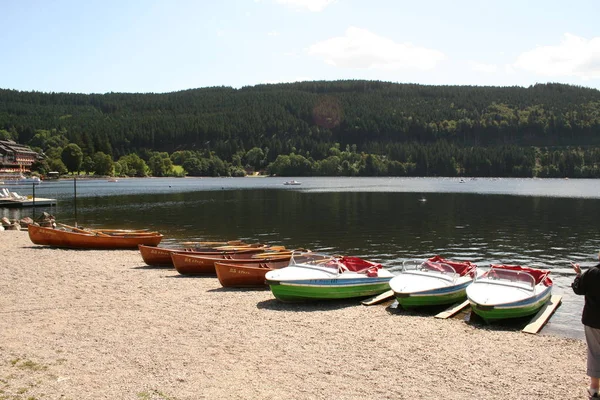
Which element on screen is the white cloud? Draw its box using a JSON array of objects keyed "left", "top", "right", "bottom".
[
  {"left": 308, "top": 27, "right": 445, "bottom": 71},
  {"left": 470, "top": 62, "right": 498, "bottom": 73},
  {"left": 267, "top": 31, "right": 280, "bottom": 36},
  {"left": 274, "top": 0, "right": 336, "bottom": 12},
  {"left": 514, "top": 33, "right": 600, "bottom": 80}
]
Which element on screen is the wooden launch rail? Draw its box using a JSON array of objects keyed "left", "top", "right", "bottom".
[
  {"left": 361, "top": 290, "right": 395, "bottom": 306},
  {"left": 434, "top": 300, "right": 470, "bottom": 319},
  {"left": 521, "top": 295, "right": 562, "bottom": 334}
]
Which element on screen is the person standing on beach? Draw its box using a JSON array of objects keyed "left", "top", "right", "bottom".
[{"left": 571, "top": 255, "right": 600, "bottom": 399}]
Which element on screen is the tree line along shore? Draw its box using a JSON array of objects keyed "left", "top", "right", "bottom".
[{"left": 1, "top": 81, "right": 600, "bottom": 178}]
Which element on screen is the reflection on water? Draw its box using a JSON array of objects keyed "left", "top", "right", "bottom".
[{"left": 4, "top": 177, "right": 598, "bottom": 340}]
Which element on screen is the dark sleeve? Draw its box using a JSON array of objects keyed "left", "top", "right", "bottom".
[
  {"left": 572, "top": 273, "right": 585, "bottom": 295},
  {"left": 572, "top": 265, "right": 600, "bottom": 295}
]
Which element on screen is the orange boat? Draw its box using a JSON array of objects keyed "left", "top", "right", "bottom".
[
  {"left": 139, "top": 244, "right": 274, "bottom": 267},
  {"left": 138, "top": 241, "right": 282, "bottom": 266},
  {"left": 138, "top": 245, "right": 194, "bottom": 266},
  {"left": 171, "top": 251, "right": 291, "bottom": 275},
  {"left": 28, "top": 224, "right": 163, "bottom": 249},
  {"left": 215, "top": 259, "right": 291, "bottom": 287}
]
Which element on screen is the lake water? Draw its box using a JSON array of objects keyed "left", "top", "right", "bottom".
[{"left": 4, "top": 176, "right": 599, "bottom": 340}]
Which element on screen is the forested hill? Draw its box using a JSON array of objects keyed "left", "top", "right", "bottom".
[{"left": 1, "top": 81, "right": 600, "bottom": 177}]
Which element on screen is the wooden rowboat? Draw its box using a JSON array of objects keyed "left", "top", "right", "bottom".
[
  {"left": 138, "top": 244, "right": 248, "bottom": 266},
  {"left": 138, "top": 245, "right": 196, "bottom": 266},
  {"left": 139, "top": 244, "right": 274, "bottom": 267},
  {"left": 215, "top": 259, "right": 291, "bottom": 288},
  {"left": 28, "top": 224, "right": 163, "bottom": 249},
  {"left": 171, "top": 251, "right": 290, "bottom": 275}
]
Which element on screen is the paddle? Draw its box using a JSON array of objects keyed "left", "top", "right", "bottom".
[
  {"left": 57, "top": 223, "right": 134, "bottom": 237},
  {"left": 57, "top": 223, "right": 94, "bottom": 234}
]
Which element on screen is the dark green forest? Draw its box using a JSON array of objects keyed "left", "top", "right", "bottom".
[{"left": 1, "top": 80, "right": 600, "bottom": 177}]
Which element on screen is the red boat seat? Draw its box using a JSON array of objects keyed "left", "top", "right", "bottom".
[
  {"left": 489, "top": 264, "right": 552, "bottom": 286},
  {"left": 427, "top": 255, "right": 477, "bottom": 277},
  {"left": 338, "top": 256, "right": 382, "bottom": 277}
]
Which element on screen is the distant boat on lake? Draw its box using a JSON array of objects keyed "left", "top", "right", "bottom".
[{"left": 283, "top": 180, "right": 301, "bottom": 185}]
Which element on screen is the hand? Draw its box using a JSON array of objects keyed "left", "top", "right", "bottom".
[{"left": 571, "top": 262, "right": 581, "bottom": 275}]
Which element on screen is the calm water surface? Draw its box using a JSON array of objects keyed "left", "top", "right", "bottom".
[{"left": 4, "top": 176, "right": 599, "bottom": 340}]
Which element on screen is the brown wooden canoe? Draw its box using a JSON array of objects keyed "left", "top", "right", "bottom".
[
  {"left": 215, "top": 259, "right": 291, "bottom": 287},
  {"left": 171, "top": 251, "right": 290, "bottom": 275},
  {"left": 139, "top": 244, "right": 272, "bottom": 267},
  {"left": 28, "top": 224, "right": 163, "bottom": 249},
  {"left": 138, "top": 245, "right": 188, "bottom": 266}
]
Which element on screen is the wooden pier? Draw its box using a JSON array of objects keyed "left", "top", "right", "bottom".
[{"left": 0, "top": 197, "right": 57, "bottom": 208}]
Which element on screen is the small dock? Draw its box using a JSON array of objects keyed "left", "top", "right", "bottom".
[{"left": 0, "top": 197, "right": 57, "bottom": 208}]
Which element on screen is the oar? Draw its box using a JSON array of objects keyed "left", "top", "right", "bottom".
[
  {"left": 93, "top": 228, "right": 150, "bottom": 233},
  {"left": 57, "top": 223, "right": 156, "bottom": 236},
  {"left": 95, "top": 231, "right": 161, "bottom": 236},
  {"left": 57, "top": 223, "right": 110, "bottom": 236},
  {"left": 266, "top": 246, "right": 287, "bottom": 251},
  {"left": 57, "top": 222, "right": 93, "bottom": 234}
]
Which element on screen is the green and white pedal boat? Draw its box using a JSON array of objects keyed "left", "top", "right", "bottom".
[
  {"left": 265, "top": 252, "right": 394, "bottom": 302},
  {"left": 466, "top": 264, "right": 552, "bottom": 322},
  {"left": 389, "top": 255, "right": 478, "bottom": 308}
]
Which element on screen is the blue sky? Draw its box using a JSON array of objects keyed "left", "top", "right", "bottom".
[{"left": 1, "top": 0, "right": 599, "bottom": 94}]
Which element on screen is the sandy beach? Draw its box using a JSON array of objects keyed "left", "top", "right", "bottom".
[{"left": 0, "top": 230, "right": 589, "bottom": 400}]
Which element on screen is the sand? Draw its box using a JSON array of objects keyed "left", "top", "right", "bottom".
[{"left": 0, "top": 231, "right": 589, "bottom": 400}]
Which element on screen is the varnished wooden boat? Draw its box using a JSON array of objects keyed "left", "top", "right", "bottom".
[
  {"left": 138, "top": 245, "right": 194, "bottom": 266},
  {"left": 215, "top": 259, "right": 291, "bottom": 287},
  {"left": 171, "top": 251, "right": 290, "bottom": 275},
  {"left": 28, "top": 224, "right": 163, "bottom": 249},
  {"left": 139, "top": 244, "right": 273, "bottom": 267}
]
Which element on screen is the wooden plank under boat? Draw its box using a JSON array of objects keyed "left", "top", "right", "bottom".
[
  {"left": 171, "top": 251, "right": 290, "bottom": 275},
  {"left": 215, "top": 259, "right": 291, "bottom": 288},
  {"left": 28, "top": 224, "right": 163, "bottom": 249}
]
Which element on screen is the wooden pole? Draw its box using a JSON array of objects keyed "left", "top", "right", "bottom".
[
  {"left": 73, "top": 177, "right": 77, "bottom": 227},
  {"left": 32, "top": 182, "right": 36, "bottom": 220}
]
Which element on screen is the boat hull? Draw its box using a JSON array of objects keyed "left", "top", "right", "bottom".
[
  {"left": 171, "top": 252, "right": 218, "bottom": 274},
  {"left": 170, "top": 250, "right": 274, "bottom": 275},
  {"left": 469, "top": 287, "right": 552, "bottom": 322},
  {"left": 395, "top": 284, "right": 470, "bottom": 308},
  {"left": 139, "top": 245, "right": 270, "bottom": 267},
  {"left": 267, "top": 278, "right": 392, "bottom": 301},
  {"left": 139, "top": 245, "right": 178, "bottom": 266},
  {"left": 215, "top": 260, "right": 290, "bottom": 287},
  {"left": 28, "top": 224, "right": 162, "bottom": 249}
]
